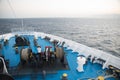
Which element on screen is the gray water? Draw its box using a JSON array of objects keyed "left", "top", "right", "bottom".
[{"left": 0, "top": 18, "right": 120, "bottom": 57}]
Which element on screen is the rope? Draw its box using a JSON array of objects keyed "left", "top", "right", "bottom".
[{"left": 7, "top": 0, "right": 16, "bottom": 18}]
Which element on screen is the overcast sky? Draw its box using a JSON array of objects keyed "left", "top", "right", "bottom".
[{"left": 0, "top": 0, "right": 120, "bottom": 18}]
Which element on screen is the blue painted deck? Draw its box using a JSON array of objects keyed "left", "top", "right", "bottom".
[{"left": 0, "top": 35, "right": 116, "bottom": 80}]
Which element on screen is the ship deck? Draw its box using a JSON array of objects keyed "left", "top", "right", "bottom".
[{"left": 0, "top": 35, "right": 116, "bottom": 80}]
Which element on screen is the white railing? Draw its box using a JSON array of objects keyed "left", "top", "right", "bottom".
[{"left": 0, "top": 31, "right": 120, "bottom": 69}]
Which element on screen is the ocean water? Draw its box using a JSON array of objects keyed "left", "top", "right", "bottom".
[{"left": 0, "top": 18, "right": 120, "bottom": 57}]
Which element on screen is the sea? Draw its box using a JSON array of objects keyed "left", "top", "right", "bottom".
[{"left": 0, "top": 18, "right": 120, "bottom": 57}]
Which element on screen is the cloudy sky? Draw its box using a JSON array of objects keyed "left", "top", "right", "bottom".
[{"left": 0, "top": 0, "right": 120, "bottom": 18}]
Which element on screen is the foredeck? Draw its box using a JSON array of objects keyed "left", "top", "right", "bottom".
[{"left": 0, "top": 32, "right": 119, "bottom": 80}]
